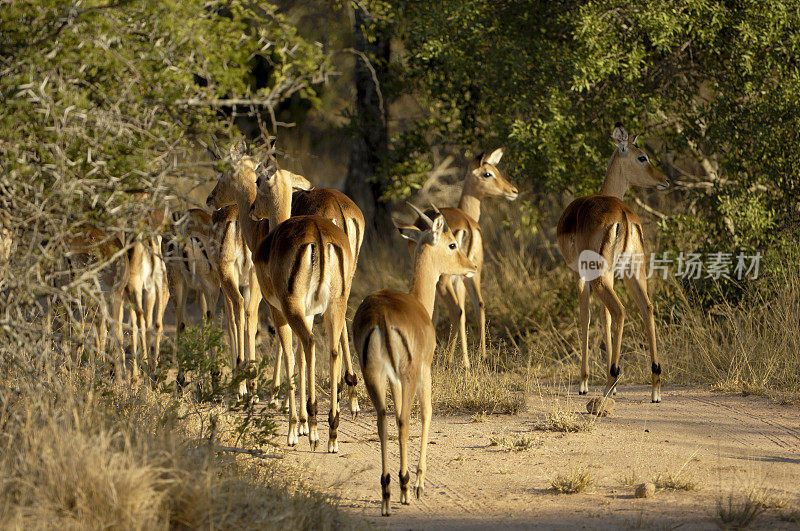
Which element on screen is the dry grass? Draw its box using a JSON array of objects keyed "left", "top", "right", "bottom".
[
  {"left": 536, "top": 409, "right": 592, "bottom": 433},
  {"left": 488, "top": 434, "right": 538, "bottom": 452},
  {"left": 0, "top": 349, "right": 350, "bottom": 529},
  {"left": 550, "top": 468, "right": 594, "bottom": 494},
  {"left": 470, "top": 410, "right": 488, "bottom": 423},
  {"left": 620, "top": 469, "right": 639, "bottom": 488},
  {"left": 431, "top": 352, "right": 528, "bottom": 415},
  {"left": 651, "top": 472, "right": 698, "bottom": 492},
  {"left": 716, "top": 491, "right": 767, "bottom": 528}
]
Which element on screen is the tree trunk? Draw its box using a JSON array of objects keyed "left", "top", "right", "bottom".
[{"left": 344, "top": 5, "right": 393, "bottom": 239}]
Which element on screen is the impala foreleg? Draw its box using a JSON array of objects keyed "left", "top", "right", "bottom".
[
  {"left": 339, "top": 322, "right": 360, "bottom": 418},
  {"left": 624, "top": 270, "right": 661, "bottom": 402},
  {"left": 466, "top": 272, "right": 487, "bottom": 361},
  {"left": 415, "top": 363, "right": 432, "bottom": 499}
]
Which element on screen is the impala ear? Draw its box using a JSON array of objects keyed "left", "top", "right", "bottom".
[
  {"left": 395, "top": 222, "right": 422, "bottom": 243},
  {"left": 291, "top": 173, "right": 312, "bottom": 191},
  {"left": 429, "top": 214, "right": 445, "bottom": 245},
  {"left": 470, "top": 151, "right": 485, "bottom": 169},
  {"left": 255, "top": 160, "right": 278, "bottom": 188},
  {"left": 229, "top": 138, "right": 247, "bottom": 161},
  {"left": 485, "top": 147, "right": 504, "bottom": 166},
  {"left": 632, "top": 133, "right": 641, "bottom": 146},
  {"left": 612, "top": 122, "right": 629, "bottom": 152}
]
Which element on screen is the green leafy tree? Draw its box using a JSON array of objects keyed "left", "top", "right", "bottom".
[
  {"left": 396, "top": 0, "right": 800, "bottom": 256},
  {"left": 0, "top": 1, "right": 328, "bottom": 345}
]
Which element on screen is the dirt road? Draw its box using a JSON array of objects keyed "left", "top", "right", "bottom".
[{"left": 277, "top": 385, "right": 800, "bottom": 529}]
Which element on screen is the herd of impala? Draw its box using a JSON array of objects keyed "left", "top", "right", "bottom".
[{"left": 58, "top": 123, "right": 669, "bottom": 515}]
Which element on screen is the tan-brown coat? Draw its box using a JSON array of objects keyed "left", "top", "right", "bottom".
[
  {"left": 556, "top": 124, "right": 669, "bottom": 402},
  {"left": 354, "top": 207, "right": 477, "bottom": 516}
]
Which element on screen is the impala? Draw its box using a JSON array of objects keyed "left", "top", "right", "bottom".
[
  {"left": 251, "top": 166, "right": 365, "bottom": 419},
  {"left": 354, "top": 204, "right": 477, "bottom": 516},
  {"left": 164, "top": 208, "right": 221, "bottom": 336},
  {"left": 209, "top": 147, "right": 363, "bottom": 423},
  {"left": 556, "top": 123, "right": 669, "bottom": 402},
  {"left": 411, "top": 148, "right": 517, "bottom": 369},
  {"left": 209, "top": 139, "right": 354, "bottom": 452},
  {"left": 70, "top": 216, "right": 169, "bottom": 384}
]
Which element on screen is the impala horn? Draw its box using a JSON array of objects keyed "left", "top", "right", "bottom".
[
  {"left": 428, "top": 202, "right": 451, "bottom": 233},
  {"left": 406, "top": 202, "right": 434, "bottom": 228}
]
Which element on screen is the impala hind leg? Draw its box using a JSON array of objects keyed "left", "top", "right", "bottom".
[
  {"left": 624, "top": 269, "right": 661, "bottom": 402},
  {"left": 363, "top": 347, "right": 391, "bottom": 516},
  {"left": 592, "top": 275, "right": 625, "bottom": 397},
  {"left": 393, "top": 375, "right": 416, "bottom": 506},
  {"left": 271, "top": 307, "right": 299, "bottom": 447},
  {"left": 600, "top": 305, "right": 616, "bottom": 396},
  {"left": 576, "top": 274, "right": 591, "bottom": 395},
  {"left": 297, "top": 319, "right": 311, "bottom": 437},
  {"left": 285, "top": 304, "right": 318, "bottom": 450},
  {"left": 325, "top": 300, "right": 347, "bottom": 453}
]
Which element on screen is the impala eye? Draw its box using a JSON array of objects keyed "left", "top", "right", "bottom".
[
  {"left": 482, "top": 172, "right": 492, "bottom": 178},
  {"left": 448, "top": 243, "right": 457, "bottom": 250},
  {"left": 637, "top": 155, "right": 648, "bottom": 163}
]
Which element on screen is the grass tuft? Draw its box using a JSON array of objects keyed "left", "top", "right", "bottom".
[
  {"left": 550, "top": 468, "right": 594, "bottom": 494},
  {"left": 489, "top": 434, "right": 538, "bottom": 452},
  {"left": 651, "top": 472, "right": 698, "bottom": 492},
  {"left": 536, "top": 409, "right": 592, "bottom": 433},
  {"left": 716, "top": 492, "right": 766, "bottom": 529}
]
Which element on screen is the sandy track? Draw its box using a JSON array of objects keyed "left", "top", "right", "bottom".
[{"left": 274, "top": 385, "right": 800, "bottom": 529}]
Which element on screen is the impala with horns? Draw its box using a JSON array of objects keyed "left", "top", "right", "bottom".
[
  {"left": 410, "top": 148, "right": 517, "bottom": 369},
  {"left": 557, "top": 123, "right": 670, "bottom": 402},
  {"left": 354, "top": 203, "right": 477, "bottom": 516},
  {"left": 208, "top": 139, "right": 354, "bottom": 452}
]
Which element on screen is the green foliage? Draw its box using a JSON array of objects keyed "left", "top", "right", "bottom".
[
  {"left": 396, "top": 0, "right": 800, "bottom": 256},
  {"left": 163, "top": 321, "right": 278, "bottom": 450}
]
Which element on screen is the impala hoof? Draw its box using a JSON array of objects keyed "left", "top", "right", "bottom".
[
  {"left": 415, "top": 485, "right": 424, "bottom": 499},
  {"left": 328, "top": 439, "right": 339, "bottom": 453},
  {"left": 299, "top": 420, "right": 309, "bottom": 436},
  {"left": 351, "top": 398, "right": 360, "bottom": 419},
  {"left": 309, "top": 426, "right": 319, "bottom": 451},
  {"left": 652, "top": 389, "right": 662, "bottom": 403},
  {"left": 287, "top": 424, "right": 299, "bottom": 447},
  {"left": 381, "top": 503, "right": 390, "bottom": 516}
]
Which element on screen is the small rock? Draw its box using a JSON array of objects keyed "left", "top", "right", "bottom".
[
  {"left": 586, "top": 396, "right": 615, "bottom": 416},
  {"left": 635, "top": 482, "right": 656, "bottom": 498}
]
